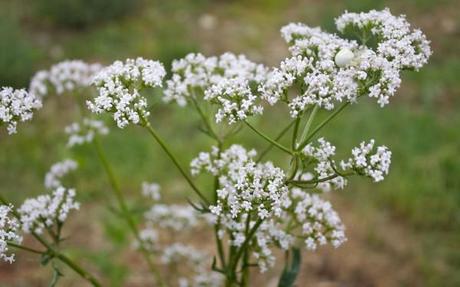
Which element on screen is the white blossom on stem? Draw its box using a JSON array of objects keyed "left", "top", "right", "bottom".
[
  {"left": 341, "top": 139, "right": 391, "bottom": 182},
  {"left": 18, "top": 187, "right": 80, "bottom": 234},
  {"left": 302, "top": 138, "right": 347, "bottom": 191},
  {"left": 44, "top": 159, "right": 78, "bottom": 190},
  {"left": 88, "top": 58, "right": 166, "bottom": 128},
  {"left": 29, "top": 60, "right": 102, "bottom": 98},
  {"left": 0, "top": 87, "right": 42, "bottom": 134},
  {"left": 65, "top": 118, "right": 109, "bottom": 147},
  {"left": 0, "top": 205, "right": 23, "bottom": 263}
]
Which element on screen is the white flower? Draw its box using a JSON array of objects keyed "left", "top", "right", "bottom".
[
  {"left": 205, "top": 77, "right": 263, "bottom": 124},
  {"left": 302, "top": 138, "right": 347, "bottom": 191},
  {"left": 44, "top": 159, "right": 78, "bottom": 190},
  {"left": 0, "top": 205, "right": 23, "bottom": 263},
  {"left": 341, "top": 139, "right": 392, "bottom": 182},
  {"left": 160, "top": 243, "right": 223, "bottom": 287},
  {"left": 266, "top": 9, "right": 431, "bottom": 116},
  {"left": 88, "top": 58, "right": 166, "bottom": 128},
  {"left": 144, "top": 204, "right": 199, "bottom": 231},
  {"left": 165, "top": 52, "right": 267, "bottom": 124},
  {"left": 0, "top": 87, "right": 42, "bottom": 134},
  {"left": 65, "top": 118, "right": 109, "bottom": 147},
  {"left": 335, "top": 8, "right": 432, "bottom": 70},
  {"left": 141, "top": 182, "right": 161, "bottom": 201},
  {"left": 133, "top": 228, "right": 158, "bottom": 252},
  {"left": 18, "top": 187, "right": 80, "bottom": 234},
  {"left": 29, "top": 60, "right": 102, "bottom": 98}
]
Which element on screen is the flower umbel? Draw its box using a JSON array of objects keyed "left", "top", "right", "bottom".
[
  {"left": 0, "top": 205, "right": 23, "bottom": 263},
  {"left": 0, "top": 87, "right": 42, "bottom": 134},
  {"left": 88, "top": 58, "right": 166, "bottom": 128}
]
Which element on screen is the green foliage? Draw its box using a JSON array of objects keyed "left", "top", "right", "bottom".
[
  {"left": 35, "top": 0, "right": 141, "bottom": 28},
  {"left": 0, "top": 16, "right": 39, "bottom": 88}
]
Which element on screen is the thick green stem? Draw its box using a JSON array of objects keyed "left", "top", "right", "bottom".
[
  {"left": 140, "top": 115, "right": 210, "bottom": 205},
  {"left": 244, "top": 121, "right": 293, "bottom": 156},
  {"left": 297, "top": 102, "right": 350, "bottom": 151},
  {"left": 93, "top": 138, "right": 165, "bottom": 286}
]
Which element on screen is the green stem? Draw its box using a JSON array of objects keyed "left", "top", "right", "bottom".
[
  {"left": 93, "top": 138, "right": 165, "bottom": 286},
  {"left": 240, "top": 215, "right": 252, "bottom": 287},
  {"left": 229, "top": 219, "right": 264, "bottom": 276},
  {"left": 257, "top": 119, "right": 296, "bottom": 162},
  {"left": 140, "top": 115, "right": 210, "bottom": 205},
  {"left": 7, "top": 242, "right": 44, "bottom": 254},
  {"left": 244, "top": 121, "right": 293, "bottom": 156},
  {"left": 191, "top": 97, "right": 222, "bottom": 144},
  {"left": 296, "top": 102, "right": 350, "bottom": 151}
]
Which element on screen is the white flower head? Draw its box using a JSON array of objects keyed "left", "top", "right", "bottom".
[
  {"left": 0, "top": 204, "right": 23, "bottom": 263},
  {"left": 29, "top": 60, "right": 103, "bottom": 98},
  {"left": 165, "top": 52, "right": 268, "bottom": 124},
  {"left": 18, "top": 187, "right": 80, "bottom": 234},
  {"left": 65, "top": 118, "right": 109, "bottom": 147},
  {"left": 302, "top": 138, "right": 347, "bottom": 191},
  {"left": 341, "top": 139, "right": 392, "bottom": 182},
  {"left": 88, "top": 58, "right": 166, "bottom": 128},
  {"left": 141, "top": 182, "right": 161, "bottom": 201},
  {"left": 335, "top": 8, "right": 432, "bottom": 70},
  {"left": 44, "top": 159, "right": 78, "bottom": 190},
  {"left": 0, "top": 87, "right": 42, "bottom": 134}
]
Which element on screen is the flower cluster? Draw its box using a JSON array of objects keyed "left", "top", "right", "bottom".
[
  {"left": 191, "top": 144, "right": 348, "bottom": 272},
  {"left": 162, "top": 243, "right": 222, "bottom": 287},
  {"left": 341, "top": 139, "right": 391, "bottom": 182},
  {"left": 44, "top": 159, "right": 78, "bottom": 190},
  {"left": 164, "top": 53, "right": 267, "bottom": 123},
  {"left": 144, "top": 204, "right": 199, "bottom": 231},
  {"left": 0, "top": 87, "right": 42, "bottom": 134},
  {"left": 136, "top": 184, "right": 221, "bottom": 286},
  {"left": 259, "top": 9, "right": 430, "bottom": 117},
  {"left": 280, "top": 188, "right": 346, "bottom": 251},
  {"left": 65, "top": 118, "right": 109, "bottom": 147},
  {"left": 335, "top": 8, "right": 432, "bottom": 70},
  {"left": 29, "top": 60, "right": 102, "bottom": 98},
  {"left": 205, "top": 77, "right": 263, "bottom": 124},
  {"left": 192, "top": 145, "right": 287, "bottom": 221},
  {"left": 88, "top": 58, "right": 166, "bottom": 128},
  {"left": 0, "top": 205, "right": 23, "bottom": 263},
  {"left": 18, "top": 187, "right": 80, "bottom": 234},
  {"left": 141, "top": 181, "right": 161, "bottom": 201},
  {"left": 302, "top": 138, "right": 347, "bottom": 191}
]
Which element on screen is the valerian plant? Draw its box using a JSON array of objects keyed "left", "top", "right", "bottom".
[{"left": 0, "top": 9, "right": 430, "bottom": 287}]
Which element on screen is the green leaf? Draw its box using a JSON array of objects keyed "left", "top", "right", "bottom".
[{"left": 278, "top": 248, "right": 302, "bottom": 287}]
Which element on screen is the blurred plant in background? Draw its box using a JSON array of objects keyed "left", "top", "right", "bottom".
[
  {"left": 0, "top": 16, "right": 39, "bottom": 88},
  {"left": 34, "top": 0, "right": 141, "bottom": 29}
]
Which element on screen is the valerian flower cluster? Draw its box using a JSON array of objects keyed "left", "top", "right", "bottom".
[
  {"left": 87, "top": 58, "right": 166, "bottom": 128},
  {"left": 0, "top": 8, "right": 430, "bottom": 287},
  {"left": 0, "top": 87, "right": 42, "bottom": 134}
]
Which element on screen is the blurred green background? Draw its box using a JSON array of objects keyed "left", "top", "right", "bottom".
[{"left": 0, "top": 0, "right": 459, "bottom": 286}]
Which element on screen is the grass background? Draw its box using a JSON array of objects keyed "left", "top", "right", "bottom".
[{"left": 0, "top": 0, "right": 459, "bottom": 286}]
